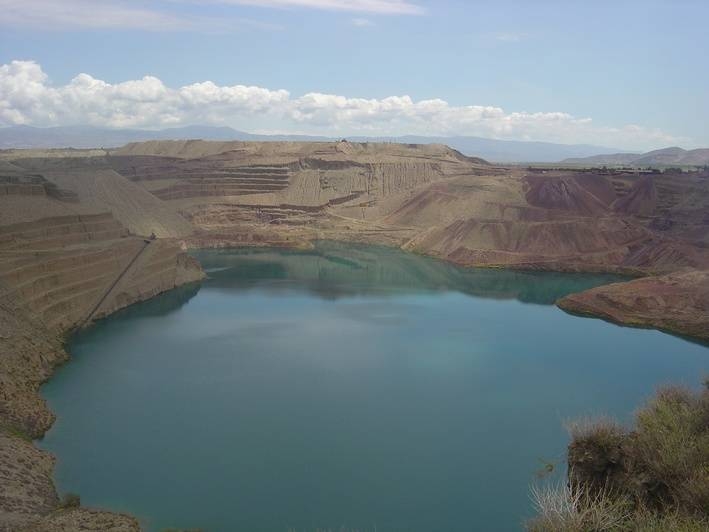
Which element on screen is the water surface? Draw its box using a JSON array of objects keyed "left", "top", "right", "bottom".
[{"left": 40, "top": 243, "right": 708, "bottom": 532}]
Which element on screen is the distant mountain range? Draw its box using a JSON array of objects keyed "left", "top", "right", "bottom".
[
  {"left": 562, "top": 147, "right": 709, "bottom": 167},
  {"left": 0, "top": 125, "right": 630, "bottom": 163},
  {"left": 348, "top": 135, "right": 631, "bottom": 164}
]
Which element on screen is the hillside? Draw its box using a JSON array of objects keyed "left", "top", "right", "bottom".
[
  {"left": 0, "top": 160, "right": 204, "bottom": 530},
  {"left": 562, "top": 146, "right": 709, "bottom": 167},
  {"left": 0, "top": 125, "right": 625, "bottom": 163},
  {"left": 3, "top": 140, "right": 706, "bottom": 275}
]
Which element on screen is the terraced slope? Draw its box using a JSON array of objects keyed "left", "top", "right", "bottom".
[
  {"left": 0, "top": 216, "right": 138, "bottom": 329},
  {"left": 0, "top": 179, "right": 203, "bottom": 530},
  {"left": 6, "top": 141, "right": 707, "bottom": 276},
  {"left": 5, "top": 163, "right": 194, "bottom": 238},
  {"left": 150, "top": 164, "right": 293, "bottom": 199},
  {"left": 0, "top": 211, "right": 203, "bottom": 430}
]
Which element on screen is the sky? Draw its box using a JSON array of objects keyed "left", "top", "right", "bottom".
[{"left": 0, "top": 0, "right": 707, "bottom": 150}]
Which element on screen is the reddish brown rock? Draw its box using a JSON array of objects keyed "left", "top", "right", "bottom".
[{"left": 558, "top": 269, "right": 709, "bottom": 342}]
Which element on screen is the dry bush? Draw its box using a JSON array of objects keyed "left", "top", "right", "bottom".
[
  {"left": 630, "top": 509, "right": 709, "bottom": 532},
  {"left": 630, "top": 384, "right": 709, "bottom": 514},
  {"left": 528, "top": 481, "right": 631, "bottom": 532},
  {"left": 564, "top": 416, "right": 625, "bottom": 443},
  {"left": 527, "top": 380, "right": 709, "bottom": 531}
]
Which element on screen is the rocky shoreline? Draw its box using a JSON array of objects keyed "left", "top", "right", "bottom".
[
  {"left": 2, "top": 242, "right": 707, "bottom": 531},
  {"left": 0, "top": 235, "right": 204, "bottom": 531},
  {"left": 557, "top": 269, "right": 709, "bottom": 343}
]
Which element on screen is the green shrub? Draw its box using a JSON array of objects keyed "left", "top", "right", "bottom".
[
  {"left": 631, "top": 385, "right": 709, "bottom": 513},
  {"left": 528, "top": 380, "right": 709, "bottom": 530}
]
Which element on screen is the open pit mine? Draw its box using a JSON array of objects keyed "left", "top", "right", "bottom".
[{"left": 1, "top": 139, "right": 708, "bottom": 530}]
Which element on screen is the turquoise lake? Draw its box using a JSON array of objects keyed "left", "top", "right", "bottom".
[{"left": 39, "top": 243, "right": 709, "bottom": 532}]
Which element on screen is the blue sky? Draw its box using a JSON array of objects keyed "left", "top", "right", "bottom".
[{"left": 0, "top": 0, "right": 707, "bottom": 150}]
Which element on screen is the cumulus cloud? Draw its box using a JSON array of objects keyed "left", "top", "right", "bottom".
[
  {"left": 0, "top": 60, "right": 685, "bottom": 149},
  {"left": 0, "top": 61, "right": 289, "bottom": 128}
]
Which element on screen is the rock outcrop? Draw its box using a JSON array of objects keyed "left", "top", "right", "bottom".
[
  {"left": 0, "top": 431, "right": 140, "bottom": 532},
  {"left": 558, "top": 269, "right": 709, "bottom": 342}
]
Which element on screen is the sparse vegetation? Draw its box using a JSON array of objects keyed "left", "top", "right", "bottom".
[
  {"left": 529, "top": 482, "right": 632, "bottom": 531},
  {"left": 528, "top": 380, "right": 709, "bottom": 531},
  {"left": 0, "top": 421, "right": 33, "bottom": 442},
  {"left": 58, "top": 492, "right": 81, "bottom": 509}
]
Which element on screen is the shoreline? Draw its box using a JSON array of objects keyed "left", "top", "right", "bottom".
[
  {"left": 2, "top": 240, "right": 708, "bottom": 531},
  {"left": 0, "top": 237, "right": 204, "bottom": 531},
  {"left": 556, "top": 269, "right": 709, "bottom": 344}
]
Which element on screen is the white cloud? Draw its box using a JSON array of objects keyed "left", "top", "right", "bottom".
[
  {"left": 210, "top": 0, "right": 424, "bottom": 15},
  {"left": 0, "top": 0, "right": 422, "bottom": 32},
  {"left": 0, "top": 0, "right": 283, "bottom": 32},
  {"left": 0, "top": 60, "right": 289, "bottom": 128},
  {"left": 0, "top": 0, "right": 191, "bottom": 31},
  {"left": 0, "top": 60, "right": 686, "bottom": 150}
]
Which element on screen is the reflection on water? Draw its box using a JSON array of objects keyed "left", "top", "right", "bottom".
[
  {"left": 40, "top": 244, "right": 707, "bottom": 532},
  {"left": 194, "top": 241, "right": 624, "bottom": 304},
  {"left": 119, "top": 282, "right": 201, "bottom": 318}
]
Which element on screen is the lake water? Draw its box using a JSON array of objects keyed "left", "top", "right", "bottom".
[{"left": 39, "top": 243, "right": 709, "bottom": 532}]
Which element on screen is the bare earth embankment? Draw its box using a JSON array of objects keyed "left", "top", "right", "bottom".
[
  {"left": 0, "top": 140, "right": 708, "bottom": 530},
  {"left": 0, "top": 159, "right": 203, "bottom": 530},
  {"left": 558, "top": 269, "right": 709, "bottom": 342}
]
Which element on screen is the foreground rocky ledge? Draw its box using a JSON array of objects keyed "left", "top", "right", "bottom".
[
  {"left": 0, "top": 432, "right": 139, "bottom": 532},
  {"left": 558, "top": 269, "right": 709, "bottom": 342}
]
